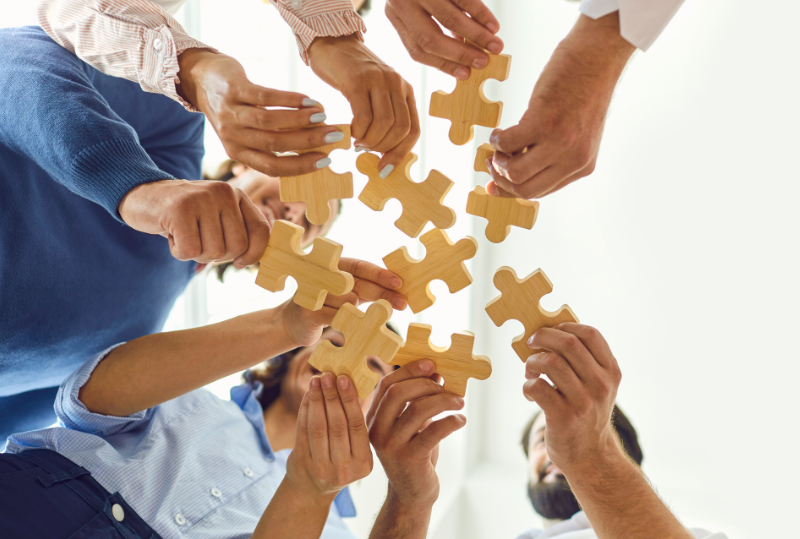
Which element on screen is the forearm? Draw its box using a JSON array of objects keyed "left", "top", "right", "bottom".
[
  {"left": 252, "top": 477, "right": 335, "bottom": 539},
  {"left": 79, "top": 305, "right": 295, "bottom": 416},
  {"left": 369, "top": 487, "right": 432, "bottom": 539},
  {"left": 564, "top": 440, "right": 694, "bottom": 539}
]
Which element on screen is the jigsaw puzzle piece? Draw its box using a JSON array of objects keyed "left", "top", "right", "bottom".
[
  {"left": 392, "top": 323, "right": 491, "bottom": 397},
  {"left": 485, "top": 267, "right": 578, "bottom": 361},
  {"left": 467, "top": 185, "right": 539, "bottom": 243},
  {"left": 255, "top": 220, "right": 354, "bottom": 311}
]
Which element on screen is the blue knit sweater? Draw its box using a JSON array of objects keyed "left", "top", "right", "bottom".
[{"left": 0, "top": 27, "right": 204, "bottom": 435}]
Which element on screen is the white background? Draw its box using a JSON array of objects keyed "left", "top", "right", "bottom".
[{"left": 2, "top": 1, "right": 799, "bottom": 538}]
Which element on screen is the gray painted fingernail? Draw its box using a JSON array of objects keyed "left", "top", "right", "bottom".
[
  {"left": 302, "top": 98, "right": 319, "bottom": 107},
  {"left": 316, "top": 157, "right": 332, "bottom": 169},
  {"left": 310, "top": 112, "right": 327, "bottom": 124},
  {"left": 324, "top": 131, "right": 344, "bottom": 143},
  {"left": 354, "top": 146, "right": 370, "bottom": 153},
  {"left": 379, "top": 164, "right": 394, "bottom": 179}
]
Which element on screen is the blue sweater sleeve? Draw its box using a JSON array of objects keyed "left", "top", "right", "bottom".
[{"left": 0, "top": 27, "right": 174, "bottom": 220}]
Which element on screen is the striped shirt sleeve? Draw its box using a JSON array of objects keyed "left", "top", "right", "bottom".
[{"left": 36, "top": 0, "right": 215, "bottom": 112}]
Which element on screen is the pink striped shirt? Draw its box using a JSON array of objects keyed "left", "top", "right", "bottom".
[{"left": 37, "top": 0, "right": 366, "bottom": 112}]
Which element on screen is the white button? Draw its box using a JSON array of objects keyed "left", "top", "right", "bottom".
[
  {"left": 153, "top": 38, "right": 163, "bottom": 51},
  {"left": 111, "top": 504, "right": 125, "bottom": 522},
  {"left": 175, "top": 513, "right": 186, "bottom": 526},
  {"left": 291, "top": 0, "right": 302, "bottom": 9},
  {"left": 243, "top": 468, "right": 254, "bottom": 478},
  {"left": 210, "top": 487, "right": 222, "bottom": 498}
]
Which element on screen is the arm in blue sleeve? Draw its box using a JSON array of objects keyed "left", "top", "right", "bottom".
[{"left": 0, "top": 27, "right": 173, "bottom": 220}]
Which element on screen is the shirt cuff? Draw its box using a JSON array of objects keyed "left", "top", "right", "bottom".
[
  {"left": 140, "top": 26, "right": 218, "bottom": 112},
  {"left": 54, "top": 345, "right": 156, "bottom": 438},
  {"left": 580, "top": 0, "right": 684, "bottom": 51}
]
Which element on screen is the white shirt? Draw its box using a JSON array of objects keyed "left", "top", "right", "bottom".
[
  {"left": 580, "top": 0, "right": 686, "bottom": 51},
  {"left": 516, "top": 511, "right": 728, "bottom": 539}
]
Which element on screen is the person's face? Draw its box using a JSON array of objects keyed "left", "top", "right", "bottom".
[
  {"left": 226, "top": 164, "right": 340, "bottom": 247},
  {"left": 526, "top": 413, "right": 581, "bottom": 520},
  {"left": 279, "top": 328, "right": 394, "bottom": 417}
]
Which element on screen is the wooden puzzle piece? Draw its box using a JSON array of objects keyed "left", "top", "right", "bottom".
[
  {"left": 383, "top": 228, "right": 478, "bottom": 314},
  {"left": 357, "top": 152, "right": 456, "bottom": 238},
  {"left": 467, "top": 185, "right": 539, "bottom": 243},
  {"left": 279, "top": 124, "right": 353, "bottom": 226},
  {"left": 485, "top": 267, "right": 578, "bottom": 361},
  {"left": 309, "top": 300, "right": 404, "bottom": 399},
  {"left": 430, "top": 49, "right": 511, "bottom": 145},
  {"left": 392, "top": 323, "right": 491, "bottom": 397},
  {"left": 255, "top": 220, "right": 354, "bottom": 311}
]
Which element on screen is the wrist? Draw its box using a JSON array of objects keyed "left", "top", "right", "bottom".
[
  {"left": 559, "top": 430, "right": 629, "bottom": 480},
  {"left": 559, "top": 13, "right": 635, "bottom": 87},
  {"left": 386, "top": 484, "right": 435, "bottom": 518},
  {"left": 176, "top": 47, "right": 218, "bottom": 110},
  {"left": 279, "top": 476, "right": 338, "bottom": 511}
]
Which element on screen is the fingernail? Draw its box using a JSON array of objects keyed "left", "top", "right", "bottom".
[
  {"left": 355, "top": 145, "right": 370, "bottom": 153},
  {"left": 455, "top": 397, "right": 465, "bottom": 407},
  {"left": 390, "top": 277, "right": 402, "bottom": 289},
  {"left": 455, "top": 67, "right": 470, "bottom": 80},
  {"left": 310, "top": 376, "right": 321, "bottom": 388},
  {"left": 316, "top": 157, "right": 331, "bottom": 169},
  {"left": 421, "top": 359, "right": 434, "bottom": 372},
  {"left": 310, "top": 112, "right": 327, "bottom": 124},
  {"left": 458, "top": 414, "right": 467, "bottom": 422},
  {"left": 487, "top": 22, "right": 499, "bottom": 33},
  {"left": 473, "top": 57, "right": 488, "bottom": 69},
  {"left": 392, "top": 297, "right": 406, "bottom": 310},
  {"left": 337, "top": 376, "right": 350, "bottom": 389},
  {"left": 324, "top": 131, "right": 344, "bottom": 144},
  {"left": 379, "top": 164, "right": 394, "bottom": 179},
  {"left": 322, "top": 373, "right": 334, "bottom": 388},
  {"left": 234, "top": 261, "right": 244, "bottom": 270},
  {"left": 302, "top": 98, "right": 319, "bottom": 107},
  {"left": 487, "top": 42, "right": 501, "bottom": 54},
  {"left": 486, "top": 182, "right": 499, "bottom": 196}
]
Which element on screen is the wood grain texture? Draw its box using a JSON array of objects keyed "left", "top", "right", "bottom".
[
  {"left": 473, "top": 142, "right": 494, "bottom": 174},
  {"left": 255, "top": 220, "right": 354, "bottom": 311},
  {"left": 429, "top": 51, "right": 511, "bottom": 145},
  {"left": 279, "top": 125, "right": 353, "bottom": 225},
  {"left": 392, "top": 323, "right": 491, "bottom": 397},
  {"left": 467, "top": 185, "right": 539, "bottom": 243},
  {"left": 309, "top": 300, "right": 404, "bottom": 399},
  {"left": 383, "top": 228, "right": 478, "bottom": 314},
  {"left": 485, "top": 267, "right": 578, "bottom": 361},
  {"left": 357, "top": 152, "right": 456, "bottom": 238}
]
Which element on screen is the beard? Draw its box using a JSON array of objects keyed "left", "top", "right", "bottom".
[{"left": 527, "top": 472, "right": 581, "bottom": 521}]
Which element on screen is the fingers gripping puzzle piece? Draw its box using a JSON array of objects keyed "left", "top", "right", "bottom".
[
  {"left": 309, "top": 300, "right": 404, "bottom": 399},
  {"left": 392, "top": 323, "right": 492, "bottom": 397},
  {"left": 357, "top": 152, "right": 456, "bottom": 238},
  {"left": 430, "top": 50, "right": 511, "bottom": 145},
  {"left": 280, "top": 125, "right": 354, "bottom": 226},
  {"left": 255, "top": 220, "right": 354, "bottom": 311},
  {"left": 485, "top": 267, "right": 578, "bottom": 361},
  {"left": 383, "top": 229, "right": 478, "bottom": 314}
]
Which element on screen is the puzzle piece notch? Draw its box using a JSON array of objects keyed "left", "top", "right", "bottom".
[
  {"left": 430, "top": 50, "right": 511, "bottom": 145},
  {"left": 357, "top": 152, "right": 456, "bottom": 238},
  {"left": 392, "top": 323, "right": 492, "bottom": 397},
  {"left": 467, "top": 185, "right": 539, "bottom": 243},
  {"left": 255, "top": 220, "right": 354, "bottom": 311},
  {"left": 485, "top": 267, "right": 578, "bottom": 361},
  {"left": 383, "top": 228, "right": 478, "bottom": 314},
  {"left": 280, "top": 124, "right": 354, "bottom": 226},
  {"left": 309, "top": 300, "right": 404, "bottom": 399}
]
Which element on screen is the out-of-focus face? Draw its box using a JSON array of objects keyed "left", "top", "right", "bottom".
[
  {"left": 279, "top": 328, "right": 394, "bottom": 417},
  {"left": 226, "top": 164, "right": 340, "bottom": 247},
  {"left": 526, "top": 412, "right": 581, "bottom": 521}
]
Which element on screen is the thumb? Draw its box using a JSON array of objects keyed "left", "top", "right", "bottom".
[{"left": 490, "top": 122, "right": 535, "bottom": 155}]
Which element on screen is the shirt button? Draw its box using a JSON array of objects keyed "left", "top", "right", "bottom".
[
  {"left": 111, "top": 503, "right": 125, "bottom": 522},
  {"left": 243, "top": 468, "right": 254, "bottom": 478},
  {"left": 175, "top": 513, "right": 186, "bottom": 526},
  {"left": 211, "top": 487, "right": 222, "bottom": 498},
  {"left": 291, "top": 0, "right": 302, "bottom": 9},
  {"left": 153, "top": 38, "right": 163, "bottom": 51}
]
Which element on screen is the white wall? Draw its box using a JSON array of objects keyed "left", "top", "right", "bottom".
[{"left": 4, "top": 0, "right": 798, "bottom": 538}]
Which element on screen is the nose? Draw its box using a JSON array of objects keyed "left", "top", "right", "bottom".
[{"left": 282, "top": 201, "right": 307, "bottom": 226}]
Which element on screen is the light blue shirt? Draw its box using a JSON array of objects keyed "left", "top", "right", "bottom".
[{"left": 5, "top": 346, "right": 357, "bottom": 539}]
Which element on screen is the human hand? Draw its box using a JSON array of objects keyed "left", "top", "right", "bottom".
[
  {"left": 486, "top": 13, "right": 635, "bottom": 199},
  {"left": 307, "top": 34, "right": 420, "bottom": 178},
  {"left": 177, "top": 49, "right": 344, "bottom": 176},
  {"left": 367, "top": 359, "right": 466, "bottom": 509},
  {"left": 280, "top": 258, "right": 407, "bottom": 347},
  {"left": 284, "top": 372, "right": 373, "bottom": 502},
  {"left": 522, "top": 323, "right": 623, "bottom": 475},
  {"left": 119, "top": 179, "right": 270, "bottom": 267},
  {"left": 385, "top": 0, "right": 503, "bottom": 80}
]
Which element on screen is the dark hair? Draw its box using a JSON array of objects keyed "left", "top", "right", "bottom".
[
  {"left": 521, "top": 404, "right": 644, "bottom": 466},
  {"left": 357, "top": 0, "right": 372, "bottom": 16},
  {"left": 246, "top": 322, "right": 401, "bottom": 411}
]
